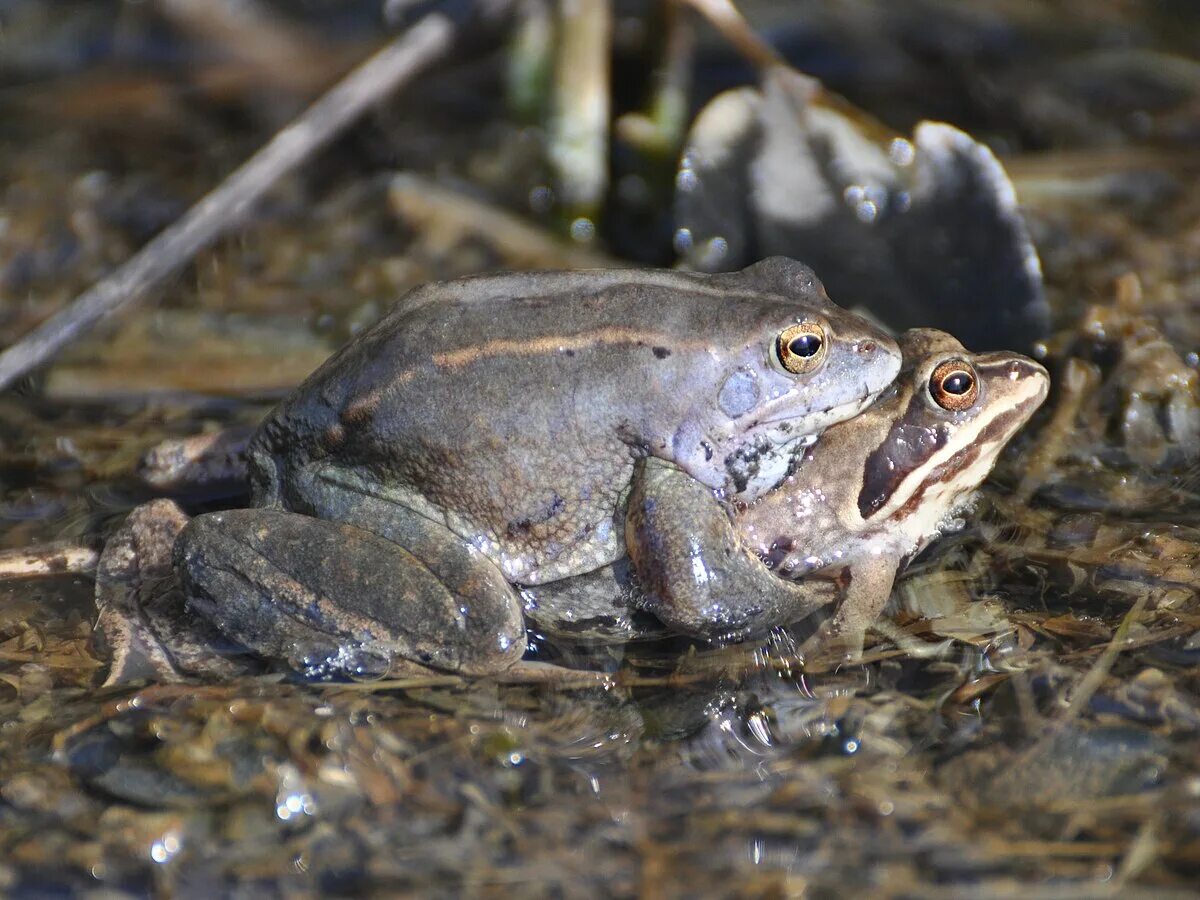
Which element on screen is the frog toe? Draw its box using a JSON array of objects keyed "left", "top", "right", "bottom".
[{"left": 95, "top": 500, "right": 259, "bottom": 685}]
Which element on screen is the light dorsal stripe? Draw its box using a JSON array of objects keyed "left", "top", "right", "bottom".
[{"left": 432, "top": 328, "right": 699, "bottom": 370}]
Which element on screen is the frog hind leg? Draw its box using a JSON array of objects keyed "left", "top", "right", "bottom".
[
  {"left": 626, "top": 458, "right": 836, "bottom": 641},
  {"left": 175, "top": 506, "right": 526, "bottom": 679}
]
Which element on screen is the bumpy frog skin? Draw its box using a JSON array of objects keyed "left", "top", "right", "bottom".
[
  {"left": 172, "top": 258, "right": 901, "bottom": 677},
  {"left": 621, "top": 328, "right": 1049, "bottom": 655}
]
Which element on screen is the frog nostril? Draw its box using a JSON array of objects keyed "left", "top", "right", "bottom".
[{"left": 859, "top": 341, "right": 877, "bottom": 354}]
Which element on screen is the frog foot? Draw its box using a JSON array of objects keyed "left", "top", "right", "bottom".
[{"left": 94, "top": 500, "right": 261, "bottom": 685}]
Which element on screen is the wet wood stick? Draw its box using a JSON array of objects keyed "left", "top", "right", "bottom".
[{"left": 0, "top": 12, "right": 457, "bottom": 393}]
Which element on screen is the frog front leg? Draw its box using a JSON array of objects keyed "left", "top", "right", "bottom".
[
  {"left": 625, "top": 458, "right": 836, "bottom": 641},
  {"left": 802, "top": 557, "right": 897, "bottom": 661},
  {"left": 175, "top": 504, "right": 527, "bottom": 678}
]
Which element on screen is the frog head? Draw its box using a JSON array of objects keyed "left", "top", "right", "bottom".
[
  {"left": 669, "top": 262, "right": 902, "bottom": 499},
  {"left": 853, "top": 327, "right": 1050, "bottom": 534}
]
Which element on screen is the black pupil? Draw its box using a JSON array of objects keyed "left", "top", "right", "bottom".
[
  {"left": 943, "top": 371, "right": 972, "bottom": 395},
  {"left": 787, "top": 333, "right": 821, "bottom": 358}
]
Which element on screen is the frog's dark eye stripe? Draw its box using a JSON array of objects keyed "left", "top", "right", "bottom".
[
  {"left": 929, "top": 359, "right": 979, "bottom": 411},
  {"left": 775, "top": 323, "right": 827, "bottom": 374}
]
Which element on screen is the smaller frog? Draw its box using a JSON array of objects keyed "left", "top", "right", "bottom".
[{"left": 537, "top": 329, "right": 1048, "bottom": 654}]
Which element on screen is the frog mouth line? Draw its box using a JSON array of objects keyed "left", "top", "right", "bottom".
[{"left": 757, "top": 389, "right": 882, "bottom": 428}]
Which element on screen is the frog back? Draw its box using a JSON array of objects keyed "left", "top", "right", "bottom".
[{"left": 249, "top": 264, "right": 839, "bottom": 583}]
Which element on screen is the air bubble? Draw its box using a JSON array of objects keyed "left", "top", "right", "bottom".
[
  {"left": 570, "top": 217, "right": 596, "bottom": 243},
  {"left": 889, "top": 138, "right": 915, "bottom": 166},
  {"left": 673, "top": 227, "right": 694, "bottom": 254}
]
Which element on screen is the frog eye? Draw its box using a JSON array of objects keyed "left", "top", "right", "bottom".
[
  {"left": 775, "top": 323, "right": 827, "bottom": 374},
  {"left": 929, "top": 359, "right": 979, "bottom": 411}
]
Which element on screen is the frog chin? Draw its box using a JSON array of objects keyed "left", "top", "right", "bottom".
[
  {"left": 722, "top": 390, "right": 884, "bottom": 498},
  {"left": 726, "top": 432, "right": 815, "bottom": 499},
  {"left": 671, "top": 391, "right": 881, "bottom": 497}
]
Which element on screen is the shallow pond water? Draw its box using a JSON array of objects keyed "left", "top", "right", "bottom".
[{"left": 2, "top": 1, "right": 1200, "bottom": 896}]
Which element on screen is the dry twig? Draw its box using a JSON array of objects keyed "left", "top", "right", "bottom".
[
  {"left": 389, "top": 173, "right": 621, "bottom": 269},
  {"left": 0, "top": 545, "right": 99, "bottom": 580},
  {"left": 0, "top": 8, "right": 477, "bottom": 393}
]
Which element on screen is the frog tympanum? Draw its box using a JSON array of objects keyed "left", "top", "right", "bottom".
[{"left": 116, "top": 257, "right": 902, "bottom": 679}]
